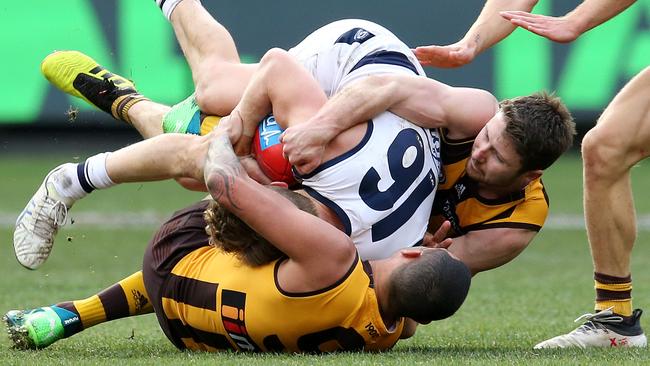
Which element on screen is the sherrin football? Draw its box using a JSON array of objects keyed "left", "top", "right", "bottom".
[{"left": 251, "top": 115, "right": 296, "bottom": 186}]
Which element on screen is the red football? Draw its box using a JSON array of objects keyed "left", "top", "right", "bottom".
[{"left": 252, "top": 115, "right": 296, "bottom": 186}]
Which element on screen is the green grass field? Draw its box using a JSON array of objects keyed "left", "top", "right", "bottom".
[{"left": 1, "top": 152, "right": 650, "bottom": 364}]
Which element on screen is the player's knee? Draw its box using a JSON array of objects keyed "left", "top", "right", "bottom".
[
  {"left": 194, "top": 82, "right": 216, "bottom": 114},
  {"left": 581, "top": 128, "right": 624, "bottom": 178},
  {"left": 194, "top": 61, "right": 241, "bottom": 115},
  {"left": 259, "top": 48, "right": 293, "bottom": 71}
]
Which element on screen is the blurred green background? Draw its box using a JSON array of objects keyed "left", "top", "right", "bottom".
[{"left": 1, "top": 0, "right": 648, "bottom": 126}]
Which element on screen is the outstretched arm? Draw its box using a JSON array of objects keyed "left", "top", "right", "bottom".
[
  {"left": 501, "top": 0, "right": 637, "bottom": 43},
  {"left": 414, "top": 0, "right": 539, "bottom": 67},
  {"left": 281, "top": 74, "right": 498, "bottom": 173},
  {"left": 445, "top": 228, "right": 537, "bottom": 276},
  {"left": 204, "top": 131, "right": 356, "bottom": 292}
]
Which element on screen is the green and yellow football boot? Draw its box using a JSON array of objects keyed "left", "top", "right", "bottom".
[
  {"left": 41, "top": 50, "right": 148, "bottom": 123},
  {"left": 3, "top": 307, "right": 80, "bottom": 350}
]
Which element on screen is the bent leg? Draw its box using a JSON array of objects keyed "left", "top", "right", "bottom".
[
  {"left": 583, "top": 66, "right": 650, "bottom": 276},
  {"left": 582, "top": 66, "right": 650, "bottom": 313},
  {"left": 531, "top": 68, "right": 650, "bottom": 349},
  {"left": 168, "top": 0, "right": 255, "bottom": 115},
  {"left": 5, "top": 271, "right": 152, "bottom": 349},
  {"left": 105, "top": 133, "right": 211, "bottom": 184}
]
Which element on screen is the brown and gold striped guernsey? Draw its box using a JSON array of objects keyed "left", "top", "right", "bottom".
[
  {"left": 159, "top": 247, "right": 403, "bottom": 353},
  {"left": 430, "top": 130, "right": 549, "bottom": 236}
]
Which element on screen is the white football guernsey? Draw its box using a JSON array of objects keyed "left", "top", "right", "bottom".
[
  {"left": 297, "top": 113, "right": 442, "bottom": 260},
  {"left": 289, "top": 19, "right": 426, "bottom": 97}
]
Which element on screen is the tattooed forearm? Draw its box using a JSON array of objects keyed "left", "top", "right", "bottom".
[
  {"left": 207, "top": 171, "right": 241, "bottom": 210},
  {"left": 205, "top": 133, "right": 243, "bottom": 210}
]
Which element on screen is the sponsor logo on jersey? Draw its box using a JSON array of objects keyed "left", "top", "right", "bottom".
[{"left": 258, "top": 115, "right": 284, "bottom": 150}]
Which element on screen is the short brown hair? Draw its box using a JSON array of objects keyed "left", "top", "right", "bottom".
[
  {"left": 500, "top": 92, "right": 576, "bottom": 172},
  {"left": 203, "top": 186, "right": 318, "bottom": 266}
]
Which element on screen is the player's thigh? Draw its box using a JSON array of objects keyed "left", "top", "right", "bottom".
[
  {"left": 588, "top": 67, "right": 650, "bottom": 168},
  {"left": 195, "top": 63, "right": 258, "bottom": 116}
]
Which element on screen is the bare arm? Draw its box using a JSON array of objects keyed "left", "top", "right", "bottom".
[
  {"left": 281, "top": 74, "right": 498, "bottom": 173},
  {"left": 501, "top": 0, "right": 637, "bottom": 43},
  {"left": 445, "top": 228, "right": 537, "bottom": 276},
  {"left": 204, "top": 132, "right": 356, "bottom": 292},
  {"left": 415, "top": 0, "right": 539, "bottom": 67},
  {"left": 227, "top": 48, "right": 327, "bottom": 155}
]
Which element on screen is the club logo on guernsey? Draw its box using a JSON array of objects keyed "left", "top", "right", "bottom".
[
  {"left": 354, "top": 29, "right": 371, "bottom": 42},
  {"left": 455, "top": 183, "right": 466, "bottom": 199},
  {"left": 258, "top": 115, "right": 284, "bottom": 151},
  {"left": 427, "top": 131, "right": 443, "bottom": 184}
]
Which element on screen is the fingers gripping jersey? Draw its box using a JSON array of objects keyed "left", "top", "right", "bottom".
[
  {"left": 161, "top": 247, "right": 403, "bottom": 352},
  {"left": 297, "top": 114, "right": 442, "bottom": 260},
  {"left": 289, "top": 19, "right": 426, "bottom": 96}
]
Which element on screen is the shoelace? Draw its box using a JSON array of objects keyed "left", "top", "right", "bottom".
[
  {"left": 49, "top": 200, "right": 69, "bottom": 227},
  {"left": 572, "top": 308, "right": 623, "bottom": 334},
  {"left": 31, "top": 199, "right": 68, "bottom": 243}
]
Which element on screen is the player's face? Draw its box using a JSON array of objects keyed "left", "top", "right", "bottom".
[{"left": 466, "top": 112, "right": 522, "bottom": 186}]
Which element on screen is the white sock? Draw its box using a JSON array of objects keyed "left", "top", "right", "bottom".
[
  {"left": 50, "top": 153, "right": 115, "bottom": 205},
  {"left": 156, "top": 0, "right": 188, "bottom": 21},
  {"left": 49, "top": 163, "right": 87, "bottom": 203},
  {"left": 83, "top": 152, "right": 116, "bottom": 190}
]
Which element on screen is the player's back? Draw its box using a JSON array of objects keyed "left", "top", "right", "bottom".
[
  {"left": 298, "top": 112, "right": 442, "bottom": 260},
  {"left": 158, "top": 246, "right": 402, "bottom": 352},
  {"left": 289, "top": 19, "right": 425, "bottom": 97}
]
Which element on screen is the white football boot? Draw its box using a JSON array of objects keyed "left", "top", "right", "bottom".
[
  {"left": 534, "top": 308, "right": 647, "bottom": 349},
  {"left": 14, "top": 165, "right": 75, "bottom": 270}
]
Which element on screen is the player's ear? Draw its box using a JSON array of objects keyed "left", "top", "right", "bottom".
[
  {"left": 269, "top": 181, "right": 289, "bottom": 189},
  {"left": 400, "top": 248, "right": 423, "bottom": 259}
]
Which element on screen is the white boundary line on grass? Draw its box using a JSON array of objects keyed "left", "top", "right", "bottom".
[{"left": 2, "top": 211, "right": 650, "bottom": 231}]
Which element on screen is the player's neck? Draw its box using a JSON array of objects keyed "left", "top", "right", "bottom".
[
  {"left": 295, "top": 190, "right": 345, "bottom": 231},
  {"left": 369, "top": 260, "right": 398, "bottom": 327},
  {"left": 477, "top": 174, "right": 537, "bottom": 199},
  {"left": 476, "top": 181, "right": 522, "bottom": 200}
]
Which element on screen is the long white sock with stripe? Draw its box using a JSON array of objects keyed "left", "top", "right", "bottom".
[
  {"left": 50, "top": 153, "right": 115, "bottom": 202},
  {"left": 81, "top": 153, "right": 115, "bottom": 190}
]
